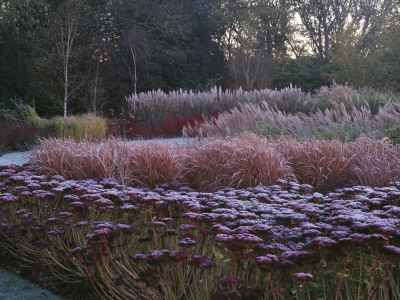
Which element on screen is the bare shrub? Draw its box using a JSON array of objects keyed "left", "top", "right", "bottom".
[{"left": 0, "top": 121, "right": 55, "bottom": 154}]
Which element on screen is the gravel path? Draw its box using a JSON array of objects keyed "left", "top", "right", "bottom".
[
  {"left": 0, "top": 151, "right": 57, "bottom": 298},
  {"left": 0, "top": 269, "right": 62, "bottom": 300},
  {"left": 0, "top": 149, "right": 62, "bottom": 299},
  {"left": 132, "top": 137, "right": 199, "bottom": 145},
  {"left": 0, "top": 151, "right": 31, "bottom": 166}
]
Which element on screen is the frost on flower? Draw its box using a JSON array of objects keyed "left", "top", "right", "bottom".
[{"left": 293, "top": 273, "right": 314, "bottom": 282}]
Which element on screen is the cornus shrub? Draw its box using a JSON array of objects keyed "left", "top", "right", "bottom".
[
  {"left": 1, "top": 165, "right": 400, "bottom": 299},
  {"left": 110, "top": 113, "right": 211, "bottom": 139}
]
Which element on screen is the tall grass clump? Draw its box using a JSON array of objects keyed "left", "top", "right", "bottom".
[
  {"left": 311, "top": 83, "right": 397, "bottom": 114},
  {"left": 31, "top": 135, "right": 400, "bottom": 192},
  {"left": 273, "top": 138, "right": 354, "bottom": 190},
  {"left": 184, "top": 134, "right": 294, "bottom": 191},
  {"left": 125, "top": 85, "right": 312, "bottom": 125},
  {"left": 347, "top": 137, "right": 400, "bottom": 186},
  {"left": 31, "top": 138, "right": 184, "bottom": 187},
  {"left": 273, "top": 137, "right": 400, "bottom": 189},
  {"left": 31, "top": 136, "right": 293, "bottom": 191},
  {"left": 123, "top": 85, "right": 312, "bottom": 137},
  {"left": 184, "top": 101, "right": 400, "bottom": 143},
  {"left": 53, "top": 114, "right": 107, "bottom": 141}
]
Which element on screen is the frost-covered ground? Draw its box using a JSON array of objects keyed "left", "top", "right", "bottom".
[
  {"left": 0, "top": 269, "right": 62, "bottom": 300},
  {"left": 0, "top": 151, "right": 31, "bottom": 166},
  {"left": 132, "top": 137, "right": 199, "bottom": 145}
]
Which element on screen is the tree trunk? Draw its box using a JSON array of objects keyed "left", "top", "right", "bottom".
[
  {"left": 129, "top": 44, "right": 137, "bottom": 95},
  {"left": 64, "top": 53, "right": 69, "bottom": 117},
  {"left": 92, "top": 62, "right": 99, "bottom": 113}
]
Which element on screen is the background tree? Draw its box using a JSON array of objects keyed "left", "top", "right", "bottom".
[
  {"left": 209, "top": 0, "right": 293, "bottom": 90},
  {"left": 329, "top": 13, "right": 400, "bottom": 90},
  {"left": 1, "top": 0, "right": 399, "bottom": 117},
  {"left": 51, "top": 0, "right": 85, "bottom": 117}
]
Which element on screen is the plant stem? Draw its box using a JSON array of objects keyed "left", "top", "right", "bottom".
[{"left": 335, "top": 252, "right": 351, "bottom": 300}]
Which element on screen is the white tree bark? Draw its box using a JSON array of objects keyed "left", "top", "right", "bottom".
[
  {"left": 60, "top": 0, "right": 79, "bottom": 117},
  {"left": 129, "top": 44, "right": 137, "bottom": 95}
]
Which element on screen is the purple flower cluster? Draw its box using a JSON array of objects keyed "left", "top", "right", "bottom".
[
  {"left": 293, "top": 272, "right": 314, "bottom": 282},
  {"left": 131, "top": 250, "right": 190, "bottom": 264},
  {"left": 1, "top": 165, "right": 400, "bottom": 299}
]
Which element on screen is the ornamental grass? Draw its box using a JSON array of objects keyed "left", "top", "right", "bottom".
[
  {"left": 31, "top": 135, "right": 400, "bottom": 192},
  {"left": 125, "top": 84, "right": 397, "bottom": 129},
  {"left": 52, "top": 114, "right": 107, "bottom": 141},
  {"left": 124, "top": 85, "right": 312, "bottom": 127},
  {"left": 1, "top": 165, "right": 400, "bottom": 299},
  {"left": 183, "top": 101, "right": 400, "bottom": 142}
]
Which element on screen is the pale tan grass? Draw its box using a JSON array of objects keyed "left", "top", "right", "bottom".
[
  {"left": 184, "top": 101, "right": 400, "bottom": 141},
  {"left": 125, "top": 86, "right": 312, "bottom": 124}
]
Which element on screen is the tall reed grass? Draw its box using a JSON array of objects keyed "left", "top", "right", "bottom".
[
  {"left": 31, "top": 135, "right": 400, "bottom": 192},
  {"left": 312, "top": 83, "right": 396, "bottom": 114},
  {"left": 183, "top": 101, "right": 400, "bottom": 142},
  {"left": 125, "top": 85, "right": 313, "bottom": 125},
  {"left": 125, "top": 84, "right": 398, "bottom": 133},
  {"left": 53, "top": 114, "right": 107, "bottom": 141}
]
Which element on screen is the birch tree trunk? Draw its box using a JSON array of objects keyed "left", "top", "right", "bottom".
[
  {"left": 59, "top": 0, "right": 80, "bottom": 117},
  {"left": 129, "top": 44, "right": 137, "bottom": 95},
  {"left": 64, "top": 42, "right": 69, "bottom": 117}
]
